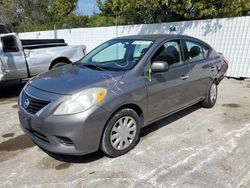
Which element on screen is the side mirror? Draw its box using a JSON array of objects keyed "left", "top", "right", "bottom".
[{"left": 151, "top": 61, "right": 169, "bottom": 73}]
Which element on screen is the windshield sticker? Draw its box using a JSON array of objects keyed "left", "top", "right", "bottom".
[{"left": 132, "top": 41, "right": 153, "bottom": 45}]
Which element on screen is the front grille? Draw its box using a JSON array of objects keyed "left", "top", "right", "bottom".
[{"left": 22, "top": 92, "right": 50, "bottom": 115}]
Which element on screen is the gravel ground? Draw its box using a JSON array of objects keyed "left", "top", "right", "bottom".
[{"left": 0, "top": 79, "right": 249, "bottom": 188}]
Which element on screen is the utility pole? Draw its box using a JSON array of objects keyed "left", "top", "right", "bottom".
[{"left": 49, "top": 0, "right": 57, "bottom": 39}]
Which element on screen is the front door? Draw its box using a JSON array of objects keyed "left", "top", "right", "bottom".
[
  {"left": 146, "top": 40, "right": 191, "bottom": 122},
  {"left": 0, "top": 34, "right": 27, "bottom": 80}
]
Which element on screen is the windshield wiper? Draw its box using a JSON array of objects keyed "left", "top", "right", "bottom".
[
  {"left": 78, "top": 64, "right": 106, "bottom": 71},
  {"left": 96, "top": 65, "right": 124, "bottom": 72},
  {"left": 78, "top": 63, "right": 123, "bottom": 72}
]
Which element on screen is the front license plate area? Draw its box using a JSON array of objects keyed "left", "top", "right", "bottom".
[{"left": 19, "top": 114, "right": 31, "bottom": 130}]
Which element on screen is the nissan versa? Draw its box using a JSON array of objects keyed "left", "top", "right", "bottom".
[{"left": 18, "top": 35, "right": 228, "bottom": 157}]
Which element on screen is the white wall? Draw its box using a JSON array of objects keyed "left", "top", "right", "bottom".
[{"left": 19, "top": 16, "right": 250, "bottom": 78}]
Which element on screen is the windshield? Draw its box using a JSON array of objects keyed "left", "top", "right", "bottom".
[{"left": 78, "top": 39, "right": 154, "bottom": 71}]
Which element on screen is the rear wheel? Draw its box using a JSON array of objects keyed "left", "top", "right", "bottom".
[
  {"left": 101, "top": 108, "right": 141, "bottom": 157},
  {"left": 201, "top": 82, "right": 218, "bottom": 108},
  {"left": 51, "top": 62, "right": 68, "bottom": 69}
]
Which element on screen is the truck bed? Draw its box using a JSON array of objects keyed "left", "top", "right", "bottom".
[
  {"left": 0, "top": 25, "right": 67, "bottom": 50},
  {"left": 21, "top": 39, "right": 67, "bottom": 50}
]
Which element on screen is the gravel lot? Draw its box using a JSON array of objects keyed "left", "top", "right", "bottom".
[{"left": 0, "top": 79, "right": 250, "bottom": 188}]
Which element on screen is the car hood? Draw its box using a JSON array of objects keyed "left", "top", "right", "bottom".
[{"left": 30, "top": 64, "right": 125, "bottom": 95}]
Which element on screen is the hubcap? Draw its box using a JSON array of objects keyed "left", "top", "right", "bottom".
[
  {"left": 110, "top": 116, "right": 137, "bottom": 150},
  {"left": 210, "top": 83, "right": 217, "bottom": 102}
]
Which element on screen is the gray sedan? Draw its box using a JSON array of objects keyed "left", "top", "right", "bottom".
[{"left": 18, "top": 35, "right": 228, "bottom": 157}]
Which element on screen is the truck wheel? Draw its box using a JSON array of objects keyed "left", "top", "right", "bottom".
[
  {"left": 51, "top": 62, "right": 68, "bottom": 69},
  {"left": 101, "top": 108, "right": 141, "bottom": 158},
  {"left": 201, "top": 82, "right": 218, "bottom": 108}
]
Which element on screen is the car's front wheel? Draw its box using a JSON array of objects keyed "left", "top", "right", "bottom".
[
  {"left": 101, "top": 108, "right": 141, "bottom": 157},
  {"left": 201, "top": 82, "right": 218, "bottom": 108}
]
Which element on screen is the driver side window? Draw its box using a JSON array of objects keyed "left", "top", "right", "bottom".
[
  {"left": 152, "top": 40, "right": 183, "bottom": 67},
  {"left": 185, "top": 40, "right": 209, "bottom": 63}
]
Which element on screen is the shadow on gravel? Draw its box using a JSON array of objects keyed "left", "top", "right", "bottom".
[
  {"left": 141, "top": 104, "right": 201, "bottom": 138},
  {"left": 0, "top": 84, "right": 25, "bottom": 104},
  {"left": 0, "top": 134, "right": 35, "bottom": 162},
  {"left": 43, "top": 104, "right": 201, "bottom": 164},
  {"left": 0, "top": 134, "right": 34, "bottom": 152},
  {"left": 44, "top": 150, "right": 105, "bottom": 164}
]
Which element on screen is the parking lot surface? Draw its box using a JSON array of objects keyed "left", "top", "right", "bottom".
[{"left": 0, "top": 79, "right": 250, "bottom": 188}]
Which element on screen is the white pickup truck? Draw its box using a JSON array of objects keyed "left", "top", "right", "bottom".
[{"left": 0, "top": 33, "right": 85, "bottom": 86}]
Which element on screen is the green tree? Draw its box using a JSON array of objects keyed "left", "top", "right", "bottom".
[
  {"left": 97, "top": 0, "right": 250, "bottom": 25},
  {"left": 51, "top": 0, "right": 78, "bottom": 20},
  {"left": 97, "top": 0, "right": 167, "bottom": 24},
  {"left": 0, "top": 0, "right": 80, "bottom": 32},
  {"left": 0, "top": 0, "right": 19, "bottom": 26},
  {"left": 59, "top": 15, "right": 89, "bottom": 29},
  {"left": 87, "top": 13, "right": 116, "bottom": 27},
  {"left": 16, "top": 0, "right": 53, "bottom": 31},
  {"left": 166, "top": 0, "right": 250, "bottom": 19},
  {"left": 2, "top": 0, "right": 250, "bottom": 32}
]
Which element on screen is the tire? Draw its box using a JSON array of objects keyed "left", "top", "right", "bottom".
[
  {"left": 201, "top": 82, "right": 218, "bottom": 108},
  {"left": 51, "top": 62, "right": 68, "bottom": 69},
  {"left": 101, "top": 108, "right": 141, "bottom": 158}
]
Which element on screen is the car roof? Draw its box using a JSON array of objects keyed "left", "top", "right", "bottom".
[
  {"left": 115, "top": 34, "right": 179, "bottom": 41},
  {"left": 114, "top": 34, "right": 211, "bottom": 48}
]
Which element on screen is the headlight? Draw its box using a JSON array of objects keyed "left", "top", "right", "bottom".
[{"left": 54, "top": 88, "right": 107, "bottom": 115}]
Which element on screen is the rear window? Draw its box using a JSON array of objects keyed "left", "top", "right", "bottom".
[
  {"left": 185, "top": 40, "right": 209, "bottom": 63},
  {"left": 1, "top": 36, "right": 19, "bottom": 53}
]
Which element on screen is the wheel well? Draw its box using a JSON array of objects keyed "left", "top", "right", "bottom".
[
  {"left": 115, "top": 104, "right": 144, "bottom": 124},
  {"left": 99, "top": 103, "right": 144, "bottom": 149},
  {"left": 49, "top": 57, "right": 71, "bottom": 70}
]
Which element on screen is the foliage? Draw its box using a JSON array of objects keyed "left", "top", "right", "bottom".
[
  {"left": 0, "top": 0, "right": 19, "bottom": 27},
  {"left": 51, "top": 0, "right": 78, "bottom": 20},
  {"left": 0, "top": 0, "right": 250, "bottom": 32},
  {"left": 97, "top": 0, "right": 250, "bottom": 24},
  {"left": 86, "top": 14, "right": 116, "bottom": 27},
  {"left": 0, "top": 0, "right": 79, "bottom": 32},
  {"left": 57, "top": 15, "right": 89, "bottom": 29}
]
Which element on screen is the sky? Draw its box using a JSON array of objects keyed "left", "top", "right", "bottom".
[{"left": 76, "top": 0, "right": 99, "bottom": 16}]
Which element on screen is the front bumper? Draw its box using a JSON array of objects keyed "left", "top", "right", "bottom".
[{"left": 18, "top": 87, "right": 111, "bottom": 156}]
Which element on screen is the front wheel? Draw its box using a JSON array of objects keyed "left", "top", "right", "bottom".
[
  {"left": 201, "top": 82, "right": 218, "bottom": 108},
  {"left": 101, "top": 109, "right": 141, "bottom": 157}
]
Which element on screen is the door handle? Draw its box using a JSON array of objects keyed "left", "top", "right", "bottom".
[{"left": 181, "top": 75, "right": 189, "bottom": 80}]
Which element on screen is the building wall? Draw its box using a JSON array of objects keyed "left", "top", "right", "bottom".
[{"left": 19, "top": 16, "right": 250, "bottom": 78}]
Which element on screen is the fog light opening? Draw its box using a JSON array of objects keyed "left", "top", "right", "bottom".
[{"left": 56, "top": 136, "right": 74, "bottom": 146}]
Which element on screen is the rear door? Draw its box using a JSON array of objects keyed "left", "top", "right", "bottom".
[
  {"left": 146, "top": 39, "right": 192, "bottom": 122},
  {"left": 183, "top": 39, "right": 214, "bottom": 101},
  {"left": 0, "top": 34, "right": 28, "bottom": 80}
]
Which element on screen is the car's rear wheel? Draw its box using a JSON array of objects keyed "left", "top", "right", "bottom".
[
  {"left": 201, "top": 82, "right": 218, "bottom": 108},
  {"left": 101, "top": 108, "right": 141, "bottom": 157}
]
